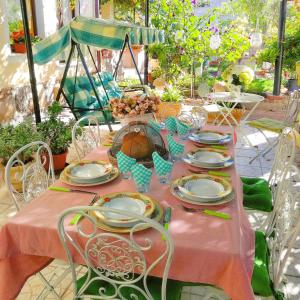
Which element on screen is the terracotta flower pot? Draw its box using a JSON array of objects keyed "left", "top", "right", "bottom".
[
  {"left": 14, "top": 43, "right": 26, "bottom": 53},
  {"left": 43, "top": 151, "right": 68, "bottom": 171}
]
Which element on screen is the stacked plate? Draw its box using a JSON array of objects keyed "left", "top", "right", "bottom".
[
  {"left": 92, "top": 192, "right": 163, "bottom": 233},
  {"left": 189, "top": 131, "right": 232, "bottom": 145},
  {"left": 60, "top": 160, "right": 119, "bottom": 186},
  {"left": 183, "top": 148, "right": 234, "bottom": 169},
  {"left": 171, "top": 174, "right": 234, "bottom": 206}
]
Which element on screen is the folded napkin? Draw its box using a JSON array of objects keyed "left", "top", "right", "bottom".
[
  {"left": 116, "top": 151, "right": 137, "bottom": 173},
  {"left": 131, "top": 163, "right": 153, "bottom": 186},
  {"left": 165, "top": 117, "right": 177, "bottom": 134},
  {"left": 167, "top": 134, "right": 184, "bottom": 155},
  {"left": 152, "top": 151, "right": 173, "bottom": 176},
  {"left": 149, "top": 119, "right": 162, "bottom": 132},
  {"left": 241, "top": 177, "right": 272, "bottom": 212},
  {"left": 176, "top": 120, "right": 191, "bottom": 136}
]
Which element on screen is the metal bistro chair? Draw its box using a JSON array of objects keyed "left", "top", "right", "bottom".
[
  {"left": 243, "top": 127, "right": 296, "bottom": 229},
  {"left": 248, "top": 91, "right": 300, "bottom": 164},
  {"left": 58, "top": 206, "right": 175, "bottom": 300},
  {"left": 4, "top": 141, "right": 68, "bottom": 299},
  {"left": 72, "top": 115, "right": 102, "bottom": 161},
  {"left": 184, "top": 164, "right": 300, "bottom": 300}
]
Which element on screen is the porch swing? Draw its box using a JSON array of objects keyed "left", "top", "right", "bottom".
[{"left": 32, "top": 16, "right": 165, "bottom": 131}]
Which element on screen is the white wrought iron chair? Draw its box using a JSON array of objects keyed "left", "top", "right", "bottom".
[
  {"left": 72, "top": 115, "right": 102, "bottom": 161},
  {"left": 5, "top": 141, "right": 55, "bottom": 211},
  {"left": 245, "top": 127, "right": 296, "bottom": 230},
  {"left": 4, "top": 141, "right": 67, "bottom": 300},
  {"left": 58, "top": 206, "right": 175, "bottom": 299},
  {"left": 248, "top": 91, "right": 299, "bottom": 164}
]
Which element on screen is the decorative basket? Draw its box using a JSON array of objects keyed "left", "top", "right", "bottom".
[{"left": 108, "top": 121, "right": 169, "bottom": 168}]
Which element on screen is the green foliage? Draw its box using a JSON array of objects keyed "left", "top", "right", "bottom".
[
  {"left": 244, "top": 79, "right": 274, "bottom": 95},
  {"left": 118, "top": 78, "right": 141, "bottom": 87},
  {"left": 258, "top": 7, "right": 300, "bottom": 77},
  {"left": 149, "top": 0, "right": 250, "bottom": 83},
  {"left": 8, "top": 20, "right": 23, "bottom": 34},
  {"left": 37, "top": 102, "right": 72, "bottom": 155},
  {"left": 161, "top": 87, "right": 182, "bottom": 103},
  {"left": 0, "top": 121, "right": 41, "bottom": 166}
]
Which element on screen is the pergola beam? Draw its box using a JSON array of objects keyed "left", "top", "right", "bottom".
[
  {"left": 20, "top": 0, "right": 41, "bottom": 123},
  {"left": 273, "top": 0, "right": 287, "bottom": 96}
]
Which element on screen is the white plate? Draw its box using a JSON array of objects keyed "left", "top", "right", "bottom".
[
  {"left": 196, "top": 132, "right": 225, "bottom": 141},
  {"left": 102, "top": 197, "right": 146, "bottom": 221},
  {"left": 184, "top": 179, "right": 225, "bottom": 199},
  {"left": 71, "top": 164, "right": 108, "bottom": 179},
  {"left": 189, "top": 135, "right": 231, "bottom": 145},
  {"left": 182, "top": 157, "right": 234, "bottom": 169},
  {"left": 172, "top": 186, "right": 234, "bottom": 206},
  {"left": 191, "top": 151, "right": 227, "bottom": 164}
]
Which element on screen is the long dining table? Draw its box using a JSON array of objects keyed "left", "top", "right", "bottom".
[{"left": 0, "top": 125, "right": 255, "bottom": 300}]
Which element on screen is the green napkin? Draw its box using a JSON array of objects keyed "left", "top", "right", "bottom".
[
  {"left": 242, "top": 177, "right": 273, "bottom": 212},
  {"left": 176, "top": 120, "right": 190, "bottom": 136},
  {"left": 167, "top": 134, "right": 184, "bottom": 155},
  {"left": 131, "top": 163, "right": 152, "bottom": 186},
  {"left": 149, "top": 119, "right": 162, "bottom": 132},
  {"left": 152, "top": 151, "right": 173, "bottom": 176},
  {"left": 165, "top": 117, "right": 177, "bottom": 134},
  {"left": 116, "top": 151, "right": 137, "bottom": 173}
]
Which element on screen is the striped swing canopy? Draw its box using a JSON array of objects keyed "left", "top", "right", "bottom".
[{"left": 32, "top": 16, "right": 165, "bottom": 65}]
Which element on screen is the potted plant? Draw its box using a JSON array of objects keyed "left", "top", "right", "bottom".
[
  {"left": 157, "top": 86, "right": 182, "bottom": 121},
  {"left": 0, "top": 121, "right": 41, "bottom": 191},
  {"left": 110, "top": 86, "right": 161, "bottom": 126},
  {"left": 37, "top": 102, "right": 72, "bottom": 171},
  {"left": 11, "top": 29, "right": 26, "bottom": 53}
]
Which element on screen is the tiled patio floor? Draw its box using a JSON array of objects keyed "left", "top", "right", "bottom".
[{"left": 0, "top": 121, "right": 299, "bottom": 299}]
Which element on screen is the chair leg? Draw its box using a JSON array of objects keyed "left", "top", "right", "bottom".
[{"left": 36, "top": 272, "right": 61, "bottom": 300}]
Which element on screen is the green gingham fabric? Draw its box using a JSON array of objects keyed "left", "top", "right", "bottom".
[
  {"left": 131, "top": 163, "right": 152, "bottom": 186},
  {"left": 176, "top": 120, "right": 191, "bottom": 136},
  {"left": 148, "top": 120, "right": 161, "bottom": 132},
  {"left": 33, "top": 16, "right": 164, "bottom": 65},
  {"left": 116, "top": 151, "right": 137, "bottom": 173},
  {"left": 165, "top": 117, "right": 177, "bottom": 134},
  {"left": 152, "top": 151, "right": 173, "bottom": 176},
  {"left": 33, "top": 25, "right": 70, "bottom": 65},
  {"left": 167, "top": 134, "right": 184, "bottom": 155}
]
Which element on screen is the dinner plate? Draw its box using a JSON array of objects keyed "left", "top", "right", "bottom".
[
  {"left": 170, "top": 178, "right": 234, "bottom": 206},
  {"left": 189, "top": 131, "right": 232, "bottom": 145},
  {"left": 174, "top": 174, "right": 232, "bottom": 202},
  {"left": 182, "top": 156, "right": 234, "bottom": 169},
  {"left": 60, "top": 167, "right": 119, "bottom": 186},
  {"left": 187, "top": 148, "right": 232, "bottom": 164},
  {"left": 94, "top": 192, "right": 155, "bottom": 228},
  {"left": 64, "top": 161, "right": 113, "bottom": 184},
  {"left": 91, "top": 198, "right": 163, "bottom": 233}
]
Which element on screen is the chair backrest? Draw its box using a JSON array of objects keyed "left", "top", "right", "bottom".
[
  {"left": 284, "top": 91, "right": 300, "bottom": 126},
  {"left": 72, "top": 115, "right": 102, "bottom": 161},
  {"left": 5, "top": 141, "right": 55, "bottom": 211},
  {"left": 58, "top": 206, "right": 174, "bottom": 300},
  {"left": 268, "top": 127, "right": 296, "bottom": 200},
  {"left": 265, "top": 165, "right": 300, "bottom": 290}
]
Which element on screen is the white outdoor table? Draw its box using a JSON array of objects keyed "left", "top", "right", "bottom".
[{"left": 208, "top": 92, "right": 265, "bottom": 127}]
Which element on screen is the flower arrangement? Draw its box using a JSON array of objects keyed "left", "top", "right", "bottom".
[
  {"left": 222, "top": 65, "right": 254, "bottom": 88},
  {"left": 110, "top": 89, "right": 160, "bottom": 119}
]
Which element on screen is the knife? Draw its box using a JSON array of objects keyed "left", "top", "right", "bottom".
[
  {"left": 69, "top": 194, "right": 99, "bottom": 225},
  {"left": 48, "top": 186, "right": 96, "bottom": 195},
  {"left": 203, "top": 209, "right": 231, "bottom": 220},
  {"left": 162, "top": 207, "right": 172, "bottom": 240},
  {"left": 188, "top": 169, "right": 231, "bottom": 178}
]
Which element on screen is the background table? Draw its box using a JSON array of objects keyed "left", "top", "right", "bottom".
[{"left": 0, "top": 125, "right": 255, "bottom": 300}]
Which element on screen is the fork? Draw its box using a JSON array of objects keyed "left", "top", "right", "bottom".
[
  {"left": 69, "top": 194, "right": 100, "bottom": 225},
  {"left": 179, "top": 205, "right": 231, "bottom": 220}
]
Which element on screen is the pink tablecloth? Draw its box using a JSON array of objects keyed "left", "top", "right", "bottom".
[{"left": 0, "top": 126, "right": 255, "bottom": 300}]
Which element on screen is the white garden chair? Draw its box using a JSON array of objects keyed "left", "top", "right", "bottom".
[
  {"left": 72, "top": 115, "right": 102, "bottom": 161},
  {"left": 248, "top": 91, "right": 299, "bottom": 164},
  {"left": 4, "top": 141, "right": 68, "bottom": 299},
  {"left": 5, "top": 141, "right": 55, "bottom": 211},
  {"left": 58, "top": 206, "right": 174, "bottom": 299}
]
